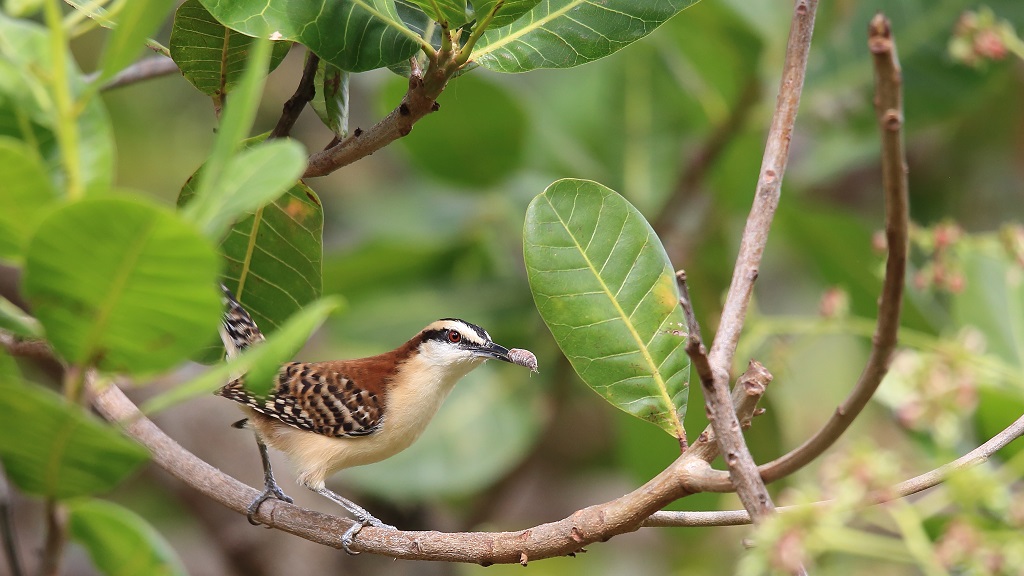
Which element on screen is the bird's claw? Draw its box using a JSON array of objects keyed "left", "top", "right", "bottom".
[
  {"left": 341, "top": 514, "right": 396, "bottom": 555},
  {"left": 246, "top": 485, "right": 294, "bottom": 525}
]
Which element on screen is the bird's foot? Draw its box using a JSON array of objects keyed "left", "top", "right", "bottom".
[
  {"left": 246, "top": 483, "right": 294, "bottom": 525},
  {"left": 341, "top": 512, "right": 397, "bottom": 555}
]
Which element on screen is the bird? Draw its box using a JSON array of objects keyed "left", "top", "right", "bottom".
[{"left": 215, "top": 285, "right": 537, "bottom": 552}]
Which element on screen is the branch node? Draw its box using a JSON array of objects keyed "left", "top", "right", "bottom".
[{"left": 519, "top": 552, "right": 528, "bottom": 566}]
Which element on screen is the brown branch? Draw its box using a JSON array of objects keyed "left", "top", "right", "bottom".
[
  {"left": 683, "top": 360, "right": 772, "bottom": 465},
  {"left": 89, "top": 56, "right": 179, "bottom": 91},
  {"left": 646, "top": 411, "right": 1024, "bottom": 527},
  {"left": 0, "top": 334, "right": 52, "bottom": 362},
  {"left": 676, "top": 271, "right": 777, "bottom": 524},
  {"left": 688, "top": 12, "right": 909, "bottom": 492},
  {"left": 269, "top": 51, "right": 319, "bottom": 140},
  {"left": 89, "top": 381, "right": 700, "bottom": 563},
  {"left": 0, "top": 464, "right": 24, "bottom": 576},
  {"left": 303, "top": 55, "right": 451, "bottom": 177},
  {"left": 707, "top": 0, "right": 819, "bottom": 375},
  {"left": 37, "top": 501, "right": 65, "bottom": 576}
]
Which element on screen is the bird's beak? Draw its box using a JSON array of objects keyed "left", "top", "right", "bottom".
[{"left": 473, "top": 341, "right": 513, "bottom": 363}]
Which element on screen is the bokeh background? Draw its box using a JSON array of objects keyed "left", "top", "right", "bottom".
[{"left": 6, "top": 0, "right": 1024, "bottom": 574}]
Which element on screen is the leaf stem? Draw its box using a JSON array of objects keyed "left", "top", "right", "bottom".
[
  {"left": 456, "top": 0, "right": 503, "bottom": 66},
  {"left": 45, "top": 0, "right": 84, "bottom": 199}
]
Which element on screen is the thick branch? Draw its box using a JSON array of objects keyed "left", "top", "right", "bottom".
[
  {"left": 707, "top": 0, "right": 818, "bottom": 374},
  {"left": 303, "top": 56, "right": 449, "bottom": 177},
  {"left": 676, "top": 272, "right": 776, "bottom": 522},
  {"left": 269, "top": 51, "right": 319, "bottom": 140},
  {"left": 688, "top": 12, "right": 909, "bottom": 492},
  {"left": 89, "top": 382, "right": 700, "bottom": 563},
  {"left": 646, "top": 411, "right": 1024, "bottom": 527}
]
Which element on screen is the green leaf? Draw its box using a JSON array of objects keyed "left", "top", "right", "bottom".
[
  {"left": 473, "top": 0, "right": 541, "bottom": 29},
  {"left": 474, "top": 0, "right": 697, "bottom": 73},
  {"left": 63, "top": 0, "right": 116, "bottom": 28},
  {"left": 178, "top": 181, "right": 324, "bottom": 357},
  {"left": 0, "top": 348, "right": 19, "bottom": 383},
  {"left": 95, "top": 0, "right": 178, "bottom": 85},
  {"left": 182, "top": 138, "right": 308, "bottom": 239},
  {"left": 169, "top": 0, "right": 291, "bottom": 97},
  {"left": 142, "top": 295, "right": 344, "bottom": 412},
  {"left": 951, "top": 239, "right": 1024, "bottom": 369},
  {"left": 0, "top": 380, "right": 149, "bottom": 499},
  {"left": 198, "top": 0, "right": 424, "bottom": 72},
  {"left": 309, "top": 58, "right": 349, "bottom": 137},
  {"left": 0, "top": 137, "right": 59, "bottom": 262},
  {"left": 69, "top": 499, "right": 186, "bottom": 576},
  {"left": 3, "top": 0, "right": 43, "bottom": 18},
  {"left": 0, "top": 297, "right": 41, "bottom": 338},
  {"left": 23, "top": 196, "right": 222, "bottom": 374},
  {"left": 376, "top": 72, "right": 526, "bottom": 187},
  {"left": 523, "top": 179, "right": 689, "bottom": 439},
  {"left": 0, "top": 14, "right": 115, "bottom": 194},
  {"left": 407, "top": 0, "right": 467, "bottom": 26},
  {"left": 191, "top": 36, "right": 274, "bottom": 208}
]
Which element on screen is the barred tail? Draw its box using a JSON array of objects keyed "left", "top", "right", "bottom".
[{"left": 219, "top": 284, "right": 265, "bottom": 360}]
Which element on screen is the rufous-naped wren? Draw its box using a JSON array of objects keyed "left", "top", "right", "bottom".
[{"left": 216, "top": 285, "right": 537, "bottom": 551}]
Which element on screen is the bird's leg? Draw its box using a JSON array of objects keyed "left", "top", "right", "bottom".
[
  {"left": 246, "top": 437, "right": 294, "bottom": 525},
  {"left": 309, "top": 486, "right": 396, "bottom": 554}
]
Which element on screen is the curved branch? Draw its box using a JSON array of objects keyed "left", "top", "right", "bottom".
[
  {"left": 687, "top": 13, "right": 909, "bottom": 493},
  {"left": 646, "top": 412, "right": 1024, "bottom": 527},
  {"left": 90, "top": 381, "right": 699, "bottom": 563},
  {"left": 303, "top": 52, "right": 453, "bottom": 177}
]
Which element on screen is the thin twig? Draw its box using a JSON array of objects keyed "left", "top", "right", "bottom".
[
  {"left": 37, "top": 501, "right": 66, "bottom": 576},
  {"left": 646, "top": 412, "right": 1024, "bottom": 527},
  {"left": 90, "top": 56, "right": 179, "bottom": 91},
  {"left": 303, "top": 53, "right": 451, "bottom": 177},
  {"left": 707, "top": 0, "right": 819, "bottom": 375},
  {"left": 0, "top": 464, "right": 24, "bottom": 576},
  {"left": 689, "top": 12, "right": 909, "bottom": 492},
  {"left": 683, "top": 360, "right": 772, "bottom": 464},
  {"left": 269, "top": 51, "right": 320, "bottom": 140}
]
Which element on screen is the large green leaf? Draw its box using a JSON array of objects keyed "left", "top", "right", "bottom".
[
  {"left": 0, "top": 137, "right": 58, "bottom": 262},
  {"left": 179, "top": 181, "right": 324, "bottom": 346},
  {"left": 182, "top": 138, "right": 308, "bottom": 239},
  {"left": 0, "top": 14, "right": 115, "bottom": 194},
  {"left": 406, "top": 0, "right": 467, "bottom": 27},
  {"left": 0, "top": 379, "right": 149, "bottom": 499},
  {"left": 69, "top": 499, "right": 186, "bottom": 576},
  {"left": 198, "top": 0, "right": 424, "bottom": 72},
  {"left": 474, "top": 0, "right": 542, "bottom": 29},
  {"left": 473, "top": 0, "right": 697, "bottom": 73},
  {"left": 169, "top": 0, "right": 291, "bottom": 97},
  {"left": 23, "top": 196, "right": 222, "bottom": 374},
  {"left": 524, "top": 179, "right": 689, "bottom": 439}
]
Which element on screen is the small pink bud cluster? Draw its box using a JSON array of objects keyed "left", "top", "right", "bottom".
[{"left": 949, "top": 8, "right": 1020, "bottom": 67}]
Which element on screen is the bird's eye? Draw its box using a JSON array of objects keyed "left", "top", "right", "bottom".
[{"left": 447, "top": 330, "right": 462, "bottom": 344}]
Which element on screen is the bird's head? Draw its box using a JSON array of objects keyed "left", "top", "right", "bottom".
[{"left": 416, "top": 318, "right": 516, "bottom": 369}]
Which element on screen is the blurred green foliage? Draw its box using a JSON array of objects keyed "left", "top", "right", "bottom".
[{"left": 1, "top": 0, "right": 1023, "bottom": 574}]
